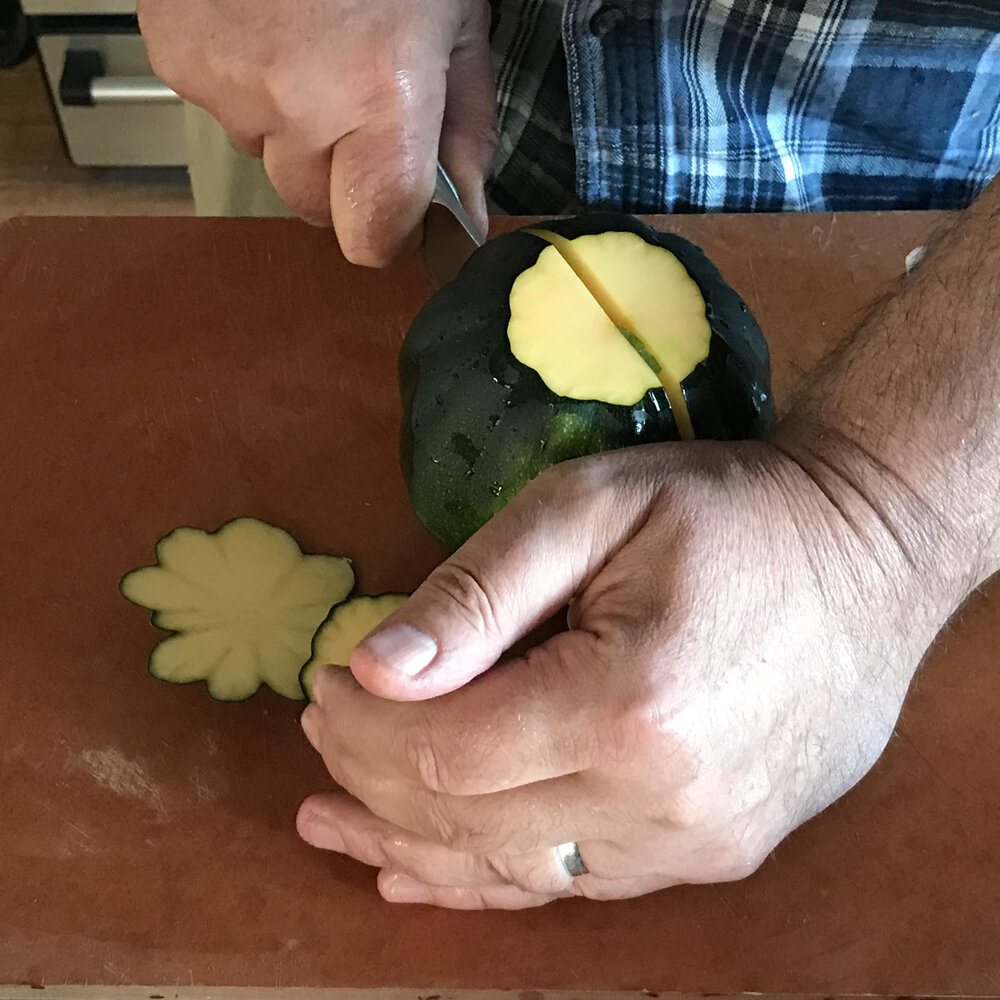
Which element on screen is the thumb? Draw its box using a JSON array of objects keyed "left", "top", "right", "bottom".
[{"left": 350, "top": 460, "right": 650, "bottom": 701}]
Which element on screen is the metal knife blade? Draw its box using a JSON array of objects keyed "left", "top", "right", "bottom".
[{"left": 421, "top": 162, "right": 486, "bottom": 290}]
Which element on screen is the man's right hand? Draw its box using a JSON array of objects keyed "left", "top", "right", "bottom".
[{"left": 138, "top": 0, "right": 497, "bottom": 265}]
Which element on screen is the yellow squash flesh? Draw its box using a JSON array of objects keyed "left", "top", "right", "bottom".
[
  {"left": 512, "top": 229, "right": 712, "bottom": 439},
  {"left": 507, "top": 243, "right": 662, "bottom": 406},
  {"left": 300, "top": 593, "right": 409, "bottom": 700},
  {"left": 121, "top": 518, "right": 355, "bottom": 701}
]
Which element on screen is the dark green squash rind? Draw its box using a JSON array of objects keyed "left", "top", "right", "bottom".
[
  {"left": 400, "top": 214, "right": 775, "bottom": 550},
  {"left": 299, "top": 592, "right": 409, "bottom": 701}
]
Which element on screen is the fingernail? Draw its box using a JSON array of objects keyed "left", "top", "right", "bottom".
[
  {"left": 382, "top": 872, "right": 433, "bottom": 904},
  {"left": 298, "top": 817, "right": 343, "bottom": 852},
  {"left": 296, "top": 802, "right": 321, "bottom": 837},
  {"left": 296, "top": 800, "right": 320, "bottom": 831},
  {"left": 300, "top": 706, "right": 322, "bottom": 750},
  {"left": 305, "top": 664, "right": 332, "bottom": 708},
  {"left": 361, "top": 624, "right": 437, "bottom": 677}
]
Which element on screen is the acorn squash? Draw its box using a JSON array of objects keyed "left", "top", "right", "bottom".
[{"left": 400, "top": 213, "right": 775, "bottom": 550}]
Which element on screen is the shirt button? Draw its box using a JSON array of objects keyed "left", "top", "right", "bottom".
[{"left": 589, "top": 4, "right": 626, "bottom": 37}]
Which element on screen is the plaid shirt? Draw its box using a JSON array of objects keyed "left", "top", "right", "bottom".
[{"left": 487, "top": 0, "right": 1000, "bottom": 214}]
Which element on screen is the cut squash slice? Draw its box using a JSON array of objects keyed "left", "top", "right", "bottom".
[
  {"left": 120, "top": 518, "right": 355, "bottom": 701},
  {"left": 521, "top": 228, "right": 711, "bottom": 439},
  {"left": 300, "top": 593, "right": 409, "bottom": 701}
]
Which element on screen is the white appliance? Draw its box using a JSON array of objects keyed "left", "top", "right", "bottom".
[{"left": 23, "top": 0, "right": 187, "bottom": 166}]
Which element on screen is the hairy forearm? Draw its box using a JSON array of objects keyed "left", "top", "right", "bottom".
[{"left": 777, "top": 174, "right": 1000, "bottom": 610}]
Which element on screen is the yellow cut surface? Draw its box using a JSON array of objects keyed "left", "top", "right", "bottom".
[
  {"left": 514, "top": 229, "right": 712, "bottom": 439},
  {"left": 120, "top": 518, "right": 355, "bottom": 701},
  {"left": 507, "top": 243, "right": 662, "bottom": 406},
  {"left": 300, "top": 593, "right": 409, "bottom": 700}
]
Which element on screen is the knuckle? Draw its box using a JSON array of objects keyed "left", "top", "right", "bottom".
[
  {"left": 703, "top": 833, "right": 768, "bottom": 883},
  {"left": 433, "top": 806, "right": 514, "bottom": 856},
  {"left": 529, "top": 446, "right": 636, "bottom": 506},
  {"left": 659, "top": 786, "right": 714, "bottom": 832},
  {"left": 400, "top": 723, "right": 448, "bottom": 792},
  {"left": 260, "top": 64, "right": 315, "bottom": 126},
  {"left": 138, "top": 31, "right": 202, "bottom": 105},
  {"left": 596, "top": 682, "right": 699, "bottom": 770},
  {"left": 398, "top": 721, "right": 478, "bottom": 796},
  {"left": 337, "top": 130, "right": 421, "bottom": 198},
  {"left": 439, "top": 822, "right": 488, "bottom": 855},
  {"left": 594, "top": 685, "right": 665, "bottom": 763},
  {"left": 143, "top": 38, "right": 181, "bottom": 92},
  {"left": 465, "top": 120, "right": 501, "bottom": 158},
  {"left": 615, "top": 700, "right": 712, "bottom": 832},
  {"left": 410, "top": 788, "right": 506, "bottom": 855},
  {"left": 351, "top": 61, "right": 407, "bottom": 121},
  {"left": 646, "top": 755, "right": 713, "bottom": 832},
  {"left": 424, "top": 559, "right": 499, "bottom": 639},
  {"left": 339, "top": 232, "right": 397, "bottom": 269},
  {"left": 418, "top": 793, "right": 462, "bottom": 849},
  {"left": 332, "top": 139, "right": 426, "bottom": 266},
  {"left": 529, "top": 458, "right": 595, "bottom": 507},
  {"left": 576, "top": 878, "right": 630, "bottom": 902},
  {"left": 487, "top": 853, "right": 563, "bottom": 895}
]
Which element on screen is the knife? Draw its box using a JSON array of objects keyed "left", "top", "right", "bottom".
[{"left": 421, "top": 162, "right": 486, "bottom": 290}]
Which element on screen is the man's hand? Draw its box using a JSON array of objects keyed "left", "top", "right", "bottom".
[
  {"left": 138, "top": 0, "right": 496, "bottom": 265},
  {"left": 296, "top": 438, "right": 967, "bottom": 908},
  {"left": 298, "top": 174, "right": 999, "bottom": 908}
]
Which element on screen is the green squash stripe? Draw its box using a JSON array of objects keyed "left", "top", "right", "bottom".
[{"left": 617, "top": 326, "right": 662, "bottom": 375}]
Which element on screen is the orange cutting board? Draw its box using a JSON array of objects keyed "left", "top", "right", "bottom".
[{"left": 2, "top": 213, "right": 998, "bottom": 997}]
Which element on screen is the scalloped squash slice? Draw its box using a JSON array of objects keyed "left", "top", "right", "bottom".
[
  {"left": 300, "top": 593, "right": 409, "bottom": 701},
  {"left": 121, "top": 518, "right": 354, "bottom": 701}
]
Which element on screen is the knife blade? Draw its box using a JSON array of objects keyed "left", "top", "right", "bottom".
[{"left": 420, "top": 162, "right": 486, "bottom": 290}]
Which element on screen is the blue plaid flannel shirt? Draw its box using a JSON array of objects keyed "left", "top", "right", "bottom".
[{"left": 486, "top": 0, "right": 1000, "bottom": 214}]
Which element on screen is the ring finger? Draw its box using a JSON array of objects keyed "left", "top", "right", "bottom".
[{"left": 297, "top": 791, "right": 681, "bottom": 902}]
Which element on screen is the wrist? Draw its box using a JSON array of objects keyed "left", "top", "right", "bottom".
[
  {"left": 770, "top": 178, "right": 1000, "bottom": 607},
  {"left": 770, "top": 414, "right": 986, "bottom": 638}
]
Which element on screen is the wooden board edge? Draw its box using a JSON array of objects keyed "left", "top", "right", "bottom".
[{"left": 1, "top": 988, "right": 993, "bottom": 1000}]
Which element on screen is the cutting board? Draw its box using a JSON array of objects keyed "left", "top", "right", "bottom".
[{"left": 2, "top": 213, "right": 999, "bottom": 998}]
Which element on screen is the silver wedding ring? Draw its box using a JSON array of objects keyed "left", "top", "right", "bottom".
[{"left": 555, "top": 841, "right": 589, "bottom": 878}]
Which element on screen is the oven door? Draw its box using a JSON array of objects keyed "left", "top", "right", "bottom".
[{"left": 24, "top": 3, "right": 187, "bottom": 167}]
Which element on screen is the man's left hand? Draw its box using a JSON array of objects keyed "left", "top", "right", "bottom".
[{"left": 296, "top": 437, "right": 958, "bottom": 909}]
